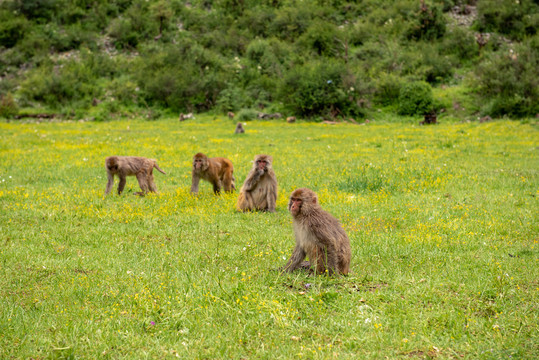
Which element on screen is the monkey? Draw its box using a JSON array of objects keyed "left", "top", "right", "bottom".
[
  {"left": 282, "top": 188, "right": 351, "bottom": 275},
  {"left": 105, "top": 156, "right": 166, "bottom": 196},
  {"left": 236, "top": 154, "right": 277, "bottom": 212},
  {"left": 191, "top": 153, "right": 235, "bottom": 194},
  {"left": 179, "top": 112, "right": 194, "bottom": 121},
  {"left": 286, "top": 116, "right": 296, "bottom": 123},
  {"left": 234, "top": 122, "right": 245, "bottom": 134},
  {"left": 228, "top": 111, "right": 235, "bottom": 119}
]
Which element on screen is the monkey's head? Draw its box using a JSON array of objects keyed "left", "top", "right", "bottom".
[
  {"left": 193, "top": 153, "right": 209, "bottom": 171},
  {"left": 254, "top": 154, "right": 272, "bottom": 172},
  {"left": 106, "top": 156, "right": 119, "bottom": 173},
  {"left": 288, "top": 188, "right": 318, "bottom": 217}
]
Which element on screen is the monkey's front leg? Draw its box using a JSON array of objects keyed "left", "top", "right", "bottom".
[
  {"left": 191, "top": 174, "right": 200, "bottom": 194},
  {"left": 117, "top": 176, "right": 127, "bottom": 195},
  {"left": 105, "top": 174, "right": 114, "bottom": 195},
  {"left": 282, "top": 245, "right": 306, "bottom": 273}
]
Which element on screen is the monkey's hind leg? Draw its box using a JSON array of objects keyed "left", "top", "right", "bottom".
[
  {"left": 147, "top": 173, "right": 158, "bottom": 193},
  {"left": 135, "top": 172, "right": 149, "bottom": 196}
]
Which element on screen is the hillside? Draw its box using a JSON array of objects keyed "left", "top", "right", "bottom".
[{"left": 0, "top": 0, "right": 538, "bottom": 120}]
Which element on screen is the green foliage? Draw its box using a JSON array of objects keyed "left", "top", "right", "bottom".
[
  {"left": 397, "top": 81, "right": 434, "bottom": 116},
  {"left": 216, "top": 86, "right": 250, "bottom": 112},
  {"left": 296, "top": 20, "right": 340, "bottom": 56},
  {"left": 236, "top": 108, "right": 259, "bottom": 121},
  {"left": 373, "top": 72, "right": 403, "bottom": 107},
  {"left": 1, "top": 0, "right": 537, "bottom": 119},
  {"left": 475, "top": 0, "right": 539, "bottom": 40},
  {"left": 406, "top": 1, "right": 446, "bottom": 41},
  {"left": 0, "top": 92, "right": 18, "bottom": 118},
  {"left": 280, "top": 60, "right": 362, "bottom": 118},
  {"left": 475, "top": 40, "right": 539, "bottom": 117},
  {"left": 134, "top": 43, "right": 230, "bottom": 112},
  {"left": 0, "top": 11, "right": 28, "bottom": 48}
]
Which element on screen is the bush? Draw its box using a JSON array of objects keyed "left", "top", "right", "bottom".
[
  {"left": 19, "top": 58, "right": 101, "bottom": 108},
  {"left": 216, "top": 86, "right": 250, "bottom": 112},
  {"left": 236, "top": 108, "right": 259, "bottom": 121},
  {"left": 475, "top": 0, "right": 538, "bottom": 40},
  {"left": 296, "top": 20, "right": 340, "bottom": 56},
  {"left": 134, "top": 43, "right": 231, "bottom": 112},
  {"left": 0, "top": 93, "right": 18, "bottom": 118},
  {"left": 406, "top": 1, "right": 446, "bottom": 41},
  {"left": 439, "top": 26, "right": 477, "bottom": 62},
  {"left": 475, "top": 41, "right": 539, "bottom": 117},
  {"left": 397, "top": 81, "right": 434, "bottom": 116},
  {"left": 374, "top": 73, "right": 403, "bottom": 107},
  {"left": 0, "top": 12, "right": 28, "bottom": 48},
  {"left": 280, "top": 60, "right": 363, "bottom": 118}
]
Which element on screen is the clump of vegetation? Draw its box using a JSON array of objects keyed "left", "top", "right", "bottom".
[
  {"left": 236, "top": 108, "right": 259, "bottom": 121},
  {"left": 397, "top": 81, "right": 434, "bottom": 116},
  {"left": 0, "top": 92, "right": 18, "bottom": 118}
]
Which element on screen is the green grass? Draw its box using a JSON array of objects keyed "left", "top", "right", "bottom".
[{"left": 0, "top": 116, "right": 538, "bottom": 359}]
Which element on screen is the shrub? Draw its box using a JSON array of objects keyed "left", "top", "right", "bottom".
[
  {"left": 397, "top": 81, "right": 434, "bottom": 116},
  {"left": 270, "top": 5, "right": 313, "bottom": 40},
  {"left": 475, "top": 0, "right": 538, "bottom": 40},
  {"left": 374, "top": 73, "right": 402, "bottom": 107},
  {"left": 296, "top": 20, "right": 340, "bottom": 56},
  {"left": 236, "top": 108, "right": 259, "bottom": 121},
  {"left": 0, "top": 93, "right": 18, "bottom": 118},
  {"left": 475, "top": 41, "right": 539, "bottom": 117},
  {"left": 107, "top": 17, "right": 139, "bottom": 49},
  {"left": 439, "top": 26, "right": 477, "bottom": 62},
  {"left": 216, "top": 86, "right": 250, "bottom": 112},
  {"left": 19, "top": 59, "right": 101, "bottom": 108},
  {"left": 416, "top": 44, "right": 454, "bottom": 84},
  {"left": 134, "top": 43, "right": 230, "bottom": 112},
  {"left": 406, "top": 1, "right": 446, "bottom": 41},
  {"left": 0, "top": 12, "right": 28, "bottom": 48},
  {"left": 280, "top": 60, "right": 363, "bottom": 118}
]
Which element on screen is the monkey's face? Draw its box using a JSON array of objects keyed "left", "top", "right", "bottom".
[
  {"left": 193, "top": 158, "right": 203, "bottom": 170},
  {"left": 106, "top": 158, "right": 119, "bottom": 173},
  {"left": 288, "top": 196, "right": 302, "bottom": 216},
  {"left": 193, "top": 155, "right": 208, "bottom": 171},
  {"left": 256, "top": 159, "right": 267, "bottom": 172},
  {"left": 289, "top": 188, "right": 318, "bottom": 216}
]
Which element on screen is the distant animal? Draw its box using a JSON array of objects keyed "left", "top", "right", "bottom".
[
  {"left": 179, "top": 113, "right": 195, "bottom": 121},
  {"left": 234, "top": 122, "right": 245, "bottom": 134}
]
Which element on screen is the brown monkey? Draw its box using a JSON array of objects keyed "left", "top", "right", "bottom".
[
  {"left": 105, "top": 156, "right": 166, "bottom": 196},
  {"left": 191, "top": 153, "right": 235, "bottom": 194},
  {"left": 282, "top": 188, "right": 351, "bottom": 275},
  {"left": 236, "top": 154, "right": 277, "bottom": 212},
  {"left": 228, "top": 111, "right": 235, "bottom": 119},
  {"left": 234, "top": 122, "right": 245, "bottom": 134}
]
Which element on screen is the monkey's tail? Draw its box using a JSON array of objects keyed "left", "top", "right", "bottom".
[{"left": 154, "top": 164, "right": 166, "bottom": 174}]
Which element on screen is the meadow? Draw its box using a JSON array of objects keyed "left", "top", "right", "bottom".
[{"left": 0, "top": 116, "right": 537, "bottom": 359}]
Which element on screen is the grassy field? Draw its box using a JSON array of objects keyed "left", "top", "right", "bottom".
[{"left": 0, "top": 116, "right": 537, "bottom": 359}]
